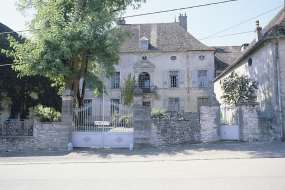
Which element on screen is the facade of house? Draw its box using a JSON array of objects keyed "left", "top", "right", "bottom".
[
  {"left": 213, "top": 8, "right": 285, "bottom": 140},
  {"left": 84, "top": 14, "right": 216, "bottom": 114}
]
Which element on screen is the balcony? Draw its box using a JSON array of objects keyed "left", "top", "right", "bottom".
[{"left": 132, "top": 86, "right": 157, "bottom": 94}]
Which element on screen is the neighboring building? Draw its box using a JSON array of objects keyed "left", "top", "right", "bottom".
[
  {"left": 84, "top": 14, "right": 216, "bottom": 114},
  {"left": 212, "top": 46, "right": 243, "bottom": 77},
  {"left": 214, "top": 8, "right": 285, "bottom": 140}
]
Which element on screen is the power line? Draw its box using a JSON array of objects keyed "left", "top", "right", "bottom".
[
  {"left": 0, "top": 0, "right": 237, "bottom": 35},
  {"left": 124, "top": 0, "right": 237, "bottom": 18},
  {"left": 200, "top": 5, "right": 283, "bottom": 40},
  {"left": 202, "top": 30, "right": 254, "bottom": 39}
]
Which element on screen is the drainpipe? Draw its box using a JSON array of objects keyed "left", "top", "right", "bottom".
[{"left": 275, "top": 37, "right": 284, "bottom": 141}]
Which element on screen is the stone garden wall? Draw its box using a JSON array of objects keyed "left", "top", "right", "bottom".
[
  {"left": 0, "top": 121, "right": 70, "bottom": 152},
  {"left": 150, "top": 113, "right": 200, "bottom": 147}
]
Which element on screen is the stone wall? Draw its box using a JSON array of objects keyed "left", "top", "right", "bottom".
[
  {"left": 258, "top": 111, "right": 281, "bottom": 142},
  {"left": 150, "top": 114, "right": 200, "bottom": 147},
  {"left": 0, "top": 121, "right": 70, "bottom": 152},
  {"left": 200, "top": 95, "right": 221, "bottom": 143}
]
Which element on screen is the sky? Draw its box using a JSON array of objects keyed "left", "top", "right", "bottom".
[{"left": 0, "top": 0, "right": 284, "bottom": 46}]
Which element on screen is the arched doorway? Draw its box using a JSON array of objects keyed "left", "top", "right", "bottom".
[{"left": 139, "top": 72, "right": 150, "bottom": 93}]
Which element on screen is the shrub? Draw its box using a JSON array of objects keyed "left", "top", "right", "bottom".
[
  {"left": 151, "top": 108, "right": 167, "bottom": 119},
  {"left": 29, "top": 104, "right": 61, "bottom": 122}
]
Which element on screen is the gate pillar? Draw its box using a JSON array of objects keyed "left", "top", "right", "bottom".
[
  {"left": 61, "top": 89, "right": 74, "bottom": 148},
  {"left": 133, "top": 88, "right": 151, "bottom": 148},
  {"left": 200, "top": 93, "right": 221, "bottom": 143}
]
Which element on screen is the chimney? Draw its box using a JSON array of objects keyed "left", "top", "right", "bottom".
[
  {"left": 255, "top": 20, "right": 262, "bottom": 42},
  {"left": 118, "top": 18, "right": 126, "bottom": 25},
  {"left": 179, "top": 13, "right": 187, "bottom": 31},
  {"left": 241, "top": 43, "right": 249, "bottom": 52}
]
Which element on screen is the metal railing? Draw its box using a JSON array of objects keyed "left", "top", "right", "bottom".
[
  {"left": 0, "top": 119, "right": 33, "bottom": 136},
  {"left": 132, "top": 86, "right": 157, "bottom": 94},
  {"left": 73, "top": 101, "right": 133, "bottom": 132}
]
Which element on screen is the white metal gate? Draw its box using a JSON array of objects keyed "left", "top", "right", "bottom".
[
  {"left": 220, "top": 106, "right": 239, "bottom": 141},
  {"left": 72, "top": 100, "right": 133, "bottom": 148}
]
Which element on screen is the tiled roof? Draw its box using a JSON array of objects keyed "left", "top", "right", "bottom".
[
  {"left": 214, "top": 7, "right": 285, "bottom": 81},
  {"left": 119, "top": 22, "right": 215, "bottom": 52},
  {"left": 212, "top": 46, "right": 242, "bottom": 70}
]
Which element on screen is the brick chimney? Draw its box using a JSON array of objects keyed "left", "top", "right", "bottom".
[
  {"left": 255, "top": 20, "right": 262, "bottom": 42},
  {"left": 179, "top": 13, "right": 187, "bottom": 31}
]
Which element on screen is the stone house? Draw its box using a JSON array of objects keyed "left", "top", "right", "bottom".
[
  {"left": 213, "top": 8, "right": 285, "bottom": 141},
  {"left": 84, "top": 14, "right": 216, "bottom": 114}
]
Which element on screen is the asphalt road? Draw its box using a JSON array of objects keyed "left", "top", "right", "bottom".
[{"left": 1, "top": 158, "right": 285, "bottom": 190}]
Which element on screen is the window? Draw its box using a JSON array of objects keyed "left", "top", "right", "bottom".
[
  {"left": 141, "top": 55, "right": 148, "bottom": 61},
  {"left": 198, "top": 70, "right": 207, "bottom": 88},
  {"left": 170, "top": 56, "right": 177, "bottom": 61},
  {"left": 169, "top": 71, "right": 178, "bottom": 88},
  {"left": 198, "top": 98, "right": 208, "bottom": 104},
  {"left": 248, "top": 58, "right": 252, "bottom": 67},
  {"left": 139, "top": 72, "right": 150, "bottom": 93},
  {"left": 111, "top": 72, "right": 120, "bottom": 89},
  {"left": 199, "top": 55, "right": 205, "bottom": 61},
  {"left": 83, "top": 99, "right": 92, "bottom": 117},
  {"left": 169, "top": 98, "right": 179, "bottom": 117},
  {"left": 140, "top": 37, "right": 149, "bottom": 50},
  {"left": 143, "top": 102, "right": 151, "bottom": 107},
  {"left": 111, "top": 99, "right": 120, "bottom": 115}
]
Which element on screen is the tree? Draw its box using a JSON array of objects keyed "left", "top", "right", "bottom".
[
  {"left": 220, "top": 72, "right": 258, "bottom": 106},
  {"left": 3, "top": 0, "right": 145, "bottom": 108},
  {"left": 122, "top": 74, "right": 136, "bottom": 107},
  {"left": 0, "top": 23, "right": 61, "bottom": 119}
]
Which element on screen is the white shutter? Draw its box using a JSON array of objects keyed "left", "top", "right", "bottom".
[
  {"left": 179, "top": 70, "right": 184, "bottom": 88},
  {"left": 163, "top": 71, "right": 168, "bottom": 88},
  {"left": 191, "top": 70, "right": 198, "bottom": 88},
  {"left": 163, "top": 98, "right": 169, "bottom": 110},
  {"left": 208, "top": 70, "right": 214, "bottom": 88},
  {"left": 179, "top": 98, "right": 185, "bottom": 113}
]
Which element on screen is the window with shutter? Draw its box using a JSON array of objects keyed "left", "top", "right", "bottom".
[{"left": 198, "top": 70, "right": 207, "bottom": 88}]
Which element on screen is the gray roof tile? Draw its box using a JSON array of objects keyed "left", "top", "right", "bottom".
[{"left": 119, "top": 22, "right": 214, "bottom": 52}]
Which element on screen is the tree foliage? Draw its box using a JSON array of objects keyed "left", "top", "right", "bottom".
[
  {"left": 0, "top": 24, "right": 61, "bottom": 119},
  {"left": 3, "top": 0, "right": 145, "bottom": 108},
  {"left": 122, "top": 74, "right": 136, "bottom": 107},
  {"left": 220, "top": 72, "right": 258, "bottom": 106}
]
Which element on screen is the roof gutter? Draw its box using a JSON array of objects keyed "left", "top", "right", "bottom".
[{"left": 275, "top": 37, "right": 284, "bottom": 141}]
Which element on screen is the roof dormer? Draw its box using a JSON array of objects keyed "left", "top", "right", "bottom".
[{"left": 140, "top": 37, "right": 149, "bottom": 50}]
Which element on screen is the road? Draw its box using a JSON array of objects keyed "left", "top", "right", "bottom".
[{"left": 0, "top": 158, "right": 284, "bottom": 190}]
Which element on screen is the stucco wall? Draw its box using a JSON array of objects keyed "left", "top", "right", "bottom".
[
  {"left": 214, "top": 40, "right": 278, "bottom": 113},
  {"left": 85, "top": 50, "right": 215, "bottom": 112}
]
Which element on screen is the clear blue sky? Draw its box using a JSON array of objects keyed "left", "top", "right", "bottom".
[{"left": 0, "top": 0, "right": 284, "bottom": 46}]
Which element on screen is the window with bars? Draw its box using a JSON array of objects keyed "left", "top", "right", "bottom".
[
  {"left": 143, "top": 101, "right": 151, "bottom": 107},
  {"left": 169, "top": 71, "right": 178, "bottom": 88},
  {"left": 198, "top": 70, "right": 207, "bottom": 88},
  {"left": 111, "top": 72, "right": 120, "bottom": 89}
]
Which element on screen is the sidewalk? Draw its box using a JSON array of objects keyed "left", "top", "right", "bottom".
[{"left": 0, "top": 142, "right": 285, "bottom": 165}]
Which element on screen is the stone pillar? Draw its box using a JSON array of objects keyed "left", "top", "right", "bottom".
[
  {"left": 200, "top": 94, "right": 221, "bottom": 143},
  {"left": 237, "top": 98, "right": 259, "bottom": 142},
  {"left": 60, "top": 89, "right": 74, "bottom": 148},
  {"left": 61, "top": 89, "right": 74, "bottom": 124},
  {"left": 132, "top": 88, "right": 151, "bottom": 148}
]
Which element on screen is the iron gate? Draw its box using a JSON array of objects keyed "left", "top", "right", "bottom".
[
  {"left": 220, "top": 106, "right": 239, "bottom": 141},
  {"left": 72, "top": 100, "right": 133, "bottom": 148}
]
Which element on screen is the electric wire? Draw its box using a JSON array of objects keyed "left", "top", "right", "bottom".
[
  {"left": 0, "top": 0, "right": 237, "bottom": 35},
  {"left": 200, "top": 5, "right": 283, "bottom": 40}
]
